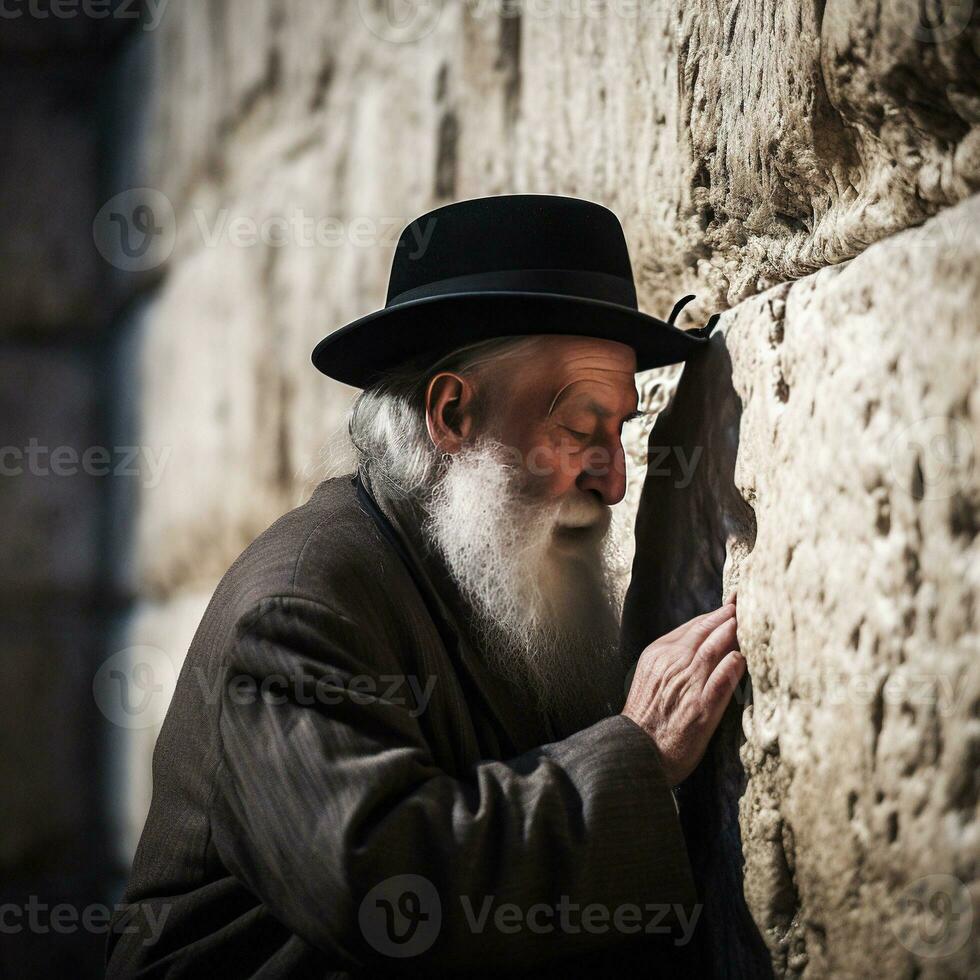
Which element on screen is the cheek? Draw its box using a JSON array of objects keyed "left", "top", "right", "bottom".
[
  {"left": 489, "top": 413, "right": 579, "bottom": 497},
  {"left": 517, "top": 440, "right": 581, "bottom": 497}
]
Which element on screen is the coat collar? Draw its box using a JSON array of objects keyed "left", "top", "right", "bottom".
[{"left": 353, "top": 467, "right": 559, "bottom": 754}]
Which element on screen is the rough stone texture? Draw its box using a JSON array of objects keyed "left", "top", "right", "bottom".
[
  {"left": 488, "top": 1, "right": 980, "bottom": 317},
  {"left": 678, "top": 1, "right": 980, "bottom": 306},
  {"left": 625, "top": 195, "right": 980, "bottom": 978}
]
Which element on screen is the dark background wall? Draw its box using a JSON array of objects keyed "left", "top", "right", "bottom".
[{"left": 0, "top": 6, "right": 155, "bottom": 975}]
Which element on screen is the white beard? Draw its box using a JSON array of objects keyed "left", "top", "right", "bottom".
[{"left": 424, "top": 439, "right": 630, "bottom": 737}]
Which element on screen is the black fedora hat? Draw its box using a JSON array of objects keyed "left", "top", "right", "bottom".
[{"left": 312, "top": 194, "right": 713, "bottom": 388}]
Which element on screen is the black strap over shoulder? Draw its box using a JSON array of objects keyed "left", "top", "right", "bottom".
[{"left": 352, "top": 473, "right": 459, "bottom": 655}]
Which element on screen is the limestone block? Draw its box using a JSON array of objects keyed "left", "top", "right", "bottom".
[
  {"left": 142, "top": 0, "right": 278, "bottom": 208},
  {"left": 132, "top": 1, "right": 476, "bottom": 590},
  {"left": 131, "top": 238, "right": 293, "bottom": 596},
  {"left": 677, "top": 0, "right": 980, "bottom": 305},
  {"left": 510, "top": 3, "right": 701, "bottom": 322},
  {"left": 141, "top": 1, "right": 979, "bottom": 340},
  {"left": 625, "top": 195, "right": 979, "bottom": 977},
  {"left": 103, "top": 294, "right": 155, "bottom": 600},
  {"left": 483, "top": 1, "right": 979, "bottom": 318},
  {"left": 144, "top": 0, "right": 459, "bottom": 227},
  {"left": 0, "top": 346, "right": 101, "bottom": 596},
  {"left": 135, "top": 0, "right": 979, "bottom": 639}
]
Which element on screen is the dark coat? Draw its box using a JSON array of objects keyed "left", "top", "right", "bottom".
[{"left": 106, "top": 473, "right": 698, "bottom": 978}]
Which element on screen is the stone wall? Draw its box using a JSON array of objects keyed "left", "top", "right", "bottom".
[
  {"left": 5, "top": 1, "right": 974, "bottom": 976},
  {"left": 123, "top": 0, "right": 980, "bottom": 600},
  {"left": 625, "top": 197, "right": 980, "bottom": 977}
]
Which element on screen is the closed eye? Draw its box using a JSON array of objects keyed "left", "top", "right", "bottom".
[{"left": 561, "top": 425, "right": 591, "bottom": 441}]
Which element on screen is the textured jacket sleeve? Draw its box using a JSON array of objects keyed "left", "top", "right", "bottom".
[{"left": 211, "top": 593, "right": 697, "bottom": 973}]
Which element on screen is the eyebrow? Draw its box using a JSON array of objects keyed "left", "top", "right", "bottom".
[{"left": 546, "top": 384, "right": 643, "bottom": 422}]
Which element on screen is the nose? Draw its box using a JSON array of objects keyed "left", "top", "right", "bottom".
[{"left": 575, "top": 440, "right": 627, "bottom": 506}]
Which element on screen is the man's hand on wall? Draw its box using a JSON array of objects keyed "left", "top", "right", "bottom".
[{"left": 622, "top": 600, "right": 745, "bottom": 787}]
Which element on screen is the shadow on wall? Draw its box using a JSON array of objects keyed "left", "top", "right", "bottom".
[{"left": 622, "top": 331, "right": 770, "bottom": 978}]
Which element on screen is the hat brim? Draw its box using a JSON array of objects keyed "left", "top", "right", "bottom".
[{"left": 311, "top": 290, "right": 710, "bottom": 388}]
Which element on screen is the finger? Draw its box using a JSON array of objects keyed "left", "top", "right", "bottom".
[
  {"left": 683, "top": 603, "right": 736, "bottom": 648},
  {"left": 660, "top": 602, "right": 735, "bottom": 645},
  {"left": 702, "top": 650, "right": 746, "bottom": 727},
  {"left": 695, "top": 616, "right": 739, "bottom": 676}
]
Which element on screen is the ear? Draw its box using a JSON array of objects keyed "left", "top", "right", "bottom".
[{"left": 425, "top": 372, "right": 477, "bottom": 454}]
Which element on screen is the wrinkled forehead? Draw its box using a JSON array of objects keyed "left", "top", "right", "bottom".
[{"left": 531, "top": 336, "right": 638, "bottom": 411}]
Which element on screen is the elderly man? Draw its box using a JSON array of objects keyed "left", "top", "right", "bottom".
[{"left": 107, "top": 195, "right": 744, "bottom": 978}]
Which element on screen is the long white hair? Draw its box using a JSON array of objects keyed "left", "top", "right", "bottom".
[{"left": 346, "top": 335, "right": 541, "bottom": 498}]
